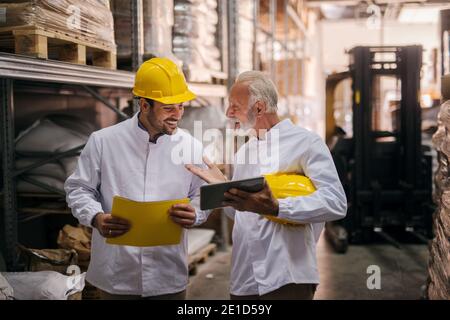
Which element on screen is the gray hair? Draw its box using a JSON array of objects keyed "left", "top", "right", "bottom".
[{"left": 235, "top": 71, "right": 278, "bottom": 113}]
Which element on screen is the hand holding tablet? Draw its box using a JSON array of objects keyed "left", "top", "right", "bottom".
[{"left": 200, "top": 177, "right": 265, "bottom": 210}]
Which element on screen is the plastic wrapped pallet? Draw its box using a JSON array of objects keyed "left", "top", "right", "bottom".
[
  {"left": 111, "top": 0, "right": 177, "bottom": 62},
  {"left": 143, "top": 0, "right": 176, "bottom": 59},
  {"left": 0, "top": 0, "right": 116, "bottom": 50},
  {"left": 428, "top": 99, "right": 450, "bottom": 299},
  {"left": 173, "top": 0, "right": 222, "bottom": 83}
]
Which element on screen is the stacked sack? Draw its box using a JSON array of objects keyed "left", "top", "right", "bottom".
[
  {"left": 57, "top": 224, "right": 100, "bottom": 299},
  {"left": 237, "top": 0, "right": 255, "bottom": 73},
  {"left": 111, "top": 0, "right": 178, "bottom": 62},
  {"left": 110, "top": 0, "right": 133, "bottom": 59},
  {"left": 173, "top": 0, "right": 221, "bottom": 82},
  {"left": 57, "top": 225, "right": 91, "bottom": 270},
  {"left": 3, "top": 246, "right": 85, "bottom": 300},
  {"left": 0, "top": 270, "right": 85, "bottom": 300},
  {"left": 428, "top": 100, "right": 450, "bottom": 299},
  {"left": 15, "top": 114, "right": 94, "bottom": 194},
  {"left": 143, "top": 0, "right": 176, "bottom": 60}
]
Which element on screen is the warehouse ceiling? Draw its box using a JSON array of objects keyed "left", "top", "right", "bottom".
[
  {"left": 306, "top": 0, "right": 450, "bottom": 22},
  {"left": 255, "top": 0, "right": 450, "bottom": 41}
]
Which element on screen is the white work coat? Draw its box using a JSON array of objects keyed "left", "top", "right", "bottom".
[
  {"left": 228, "top": 119, "right": 347, "bottom": 296},
  {"left": 64, "top": 113, "right": 207, "bottom": 297}
]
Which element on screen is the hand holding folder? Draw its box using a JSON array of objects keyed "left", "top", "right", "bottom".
[{"left": 106, "top": 196, "right": 190, "bottom": 247}]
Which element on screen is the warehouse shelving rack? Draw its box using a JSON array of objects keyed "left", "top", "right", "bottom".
[
  {"left": 232, "top": 0, "right": 308, "bottom": 115},
  {"left": 0, "top": 52, "right": 135, "bottom": 271},
  {"left": 0, "top": 0, "right": 290, "bottom": 271},
  {"left": 0, "top": 51, "right": 227, "bottom": 271}
]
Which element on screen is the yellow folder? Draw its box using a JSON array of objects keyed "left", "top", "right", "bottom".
[{"left": 106, "top": 196, "right": 190, "bottom": 247}]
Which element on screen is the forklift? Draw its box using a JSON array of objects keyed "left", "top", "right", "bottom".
[{"left": 325, "top": 46, "right": 434, "bottom": 253}]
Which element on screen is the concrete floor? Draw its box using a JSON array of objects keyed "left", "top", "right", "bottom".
[{"left": 186, "top": 235, "right": 429, "bottom": 300}]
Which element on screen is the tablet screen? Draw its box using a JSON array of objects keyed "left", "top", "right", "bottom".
[{"left": 200, "top": 177, "right": 265, "bottom": 210}]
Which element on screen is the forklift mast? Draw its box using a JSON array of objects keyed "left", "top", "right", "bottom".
[
  {"left": 326, "top": 46, "right": 433, "bottom": 252},
  {"left": 352, "top": 46, "right": 424, "bottom": 196}
]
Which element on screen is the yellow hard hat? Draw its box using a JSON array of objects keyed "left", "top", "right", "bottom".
[
  {"left": 263, "top": 173, "right": 316, "bottom": 226},
  {"left": 133, "top": 57, "right": 196, "bottom": 105}
]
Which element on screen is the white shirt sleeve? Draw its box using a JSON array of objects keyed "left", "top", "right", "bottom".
[
  {"left": 64, "top": 133, "right": 103, "bottom": 227},
  {"left": 220, "top": 162, "right": 241, "bottom": 220},
  {"left": 277, "top": 136, "right": 347, "bottom": 224},
  {"left": 188, "top": 165, "right": 212, "bottom": 226}
]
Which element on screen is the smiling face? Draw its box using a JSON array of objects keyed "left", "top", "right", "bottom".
[
  {"left": 140, "top": 99, "right": 185, "bottom": 136},
  {"left": 226, "top": 82, "right": 257, "bottom": 132}
]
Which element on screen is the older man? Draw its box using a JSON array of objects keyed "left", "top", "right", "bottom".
[{"left": 187, "top": 71, "right": 347, "bottom": 300}]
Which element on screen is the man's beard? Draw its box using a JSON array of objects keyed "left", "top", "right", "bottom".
[
  {"left": 231, "top": 108, "right": 257, "bottom": 136},
  {"left": 146, "top": 111, "right": 177, "bottom": 136},
  {"left": 162, "top": 122, "right": 178, "bottom": 135}
]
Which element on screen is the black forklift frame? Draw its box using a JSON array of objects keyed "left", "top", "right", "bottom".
[{"left": 325, "top": 46, "right": 433, "bottom": 252}]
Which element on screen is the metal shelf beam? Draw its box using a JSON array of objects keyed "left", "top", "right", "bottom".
[
  {"left": 227, "top": 0, "right": 238, "bottom": 87},
  {"left": 131, "top": 0, "right": 144, "bottom": 71},
  {"left": 1, "top": 78, "right": 17, "bottom": 270},
  {"left": 0, "top": 53, "right": 135, "bottom": 88},
  {"left": 0, "top": 53, "right": 227, "bottom": 98}
]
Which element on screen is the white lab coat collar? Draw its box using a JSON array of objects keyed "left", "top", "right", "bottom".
[
  {"left": 256, "top": 118, "right": 294, "bottom": 141},
  {"left": 130, "top": 112, "right": 174, "bottom": 145}
]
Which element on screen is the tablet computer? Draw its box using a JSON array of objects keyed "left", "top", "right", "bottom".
[{"left": 200, "top": 176, "right": 265, "bottom": 210}]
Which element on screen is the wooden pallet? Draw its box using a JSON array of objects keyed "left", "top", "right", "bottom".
[
  {"left": 0, "top": 26, "right": 116, "bottom": 69},
  {"left": 188, "top": 243, "right": 217, "bottom": 276}
]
